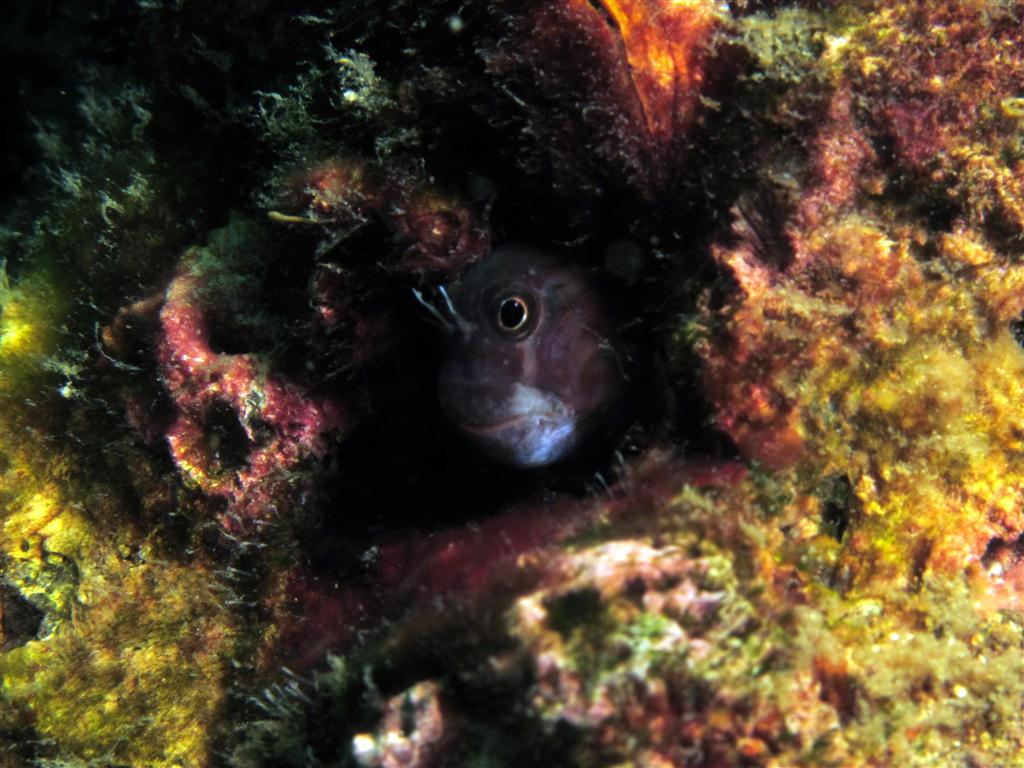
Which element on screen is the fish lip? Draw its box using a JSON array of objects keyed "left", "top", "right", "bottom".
[
  {"left": 458, "top": 412, "right": 537, "bottom": 435},
  {"left": 440, "top": 380, "right": 580, "bottom": 467}
]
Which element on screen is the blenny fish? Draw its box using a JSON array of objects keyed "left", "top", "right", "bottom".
[{"left": 419, "top": 245, "right": 625, "bottom": 468}]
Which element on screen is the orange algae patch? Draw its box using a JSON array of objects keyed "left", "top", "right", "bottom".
[
  {"left": 702, "top": 205, "right": 1024, "bottom": 585},
  {"left": 586, "top": 0, "right": 718, "bottom": 141},
  {"left": 699, "top": 0, "right": 1024, "bottom": 589}
]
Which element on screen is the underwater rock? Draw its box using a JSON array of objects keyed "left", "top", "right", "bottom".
[
  {"left": 136, "top": 161, "right": 491, "bottom": 533},
  {"left": 352, "top": 681, "right": 448, "bottom": 768},
  {"left": 848, "top": 3, "right": 1024, "bottom": 243},
  {"left": 480, "top": 0, "right": 724, "bottom": 202},
  {"left": 261, "top": 454, "right": 746, "bottom": 675},
  {"left": 233, "top": 461, "right": 1023, "bottom": 767},
  {"left": 273, "top": 158, "right": 490, "bottom": 276},
  {"left": 507, "top": 540, "right": 733, "bottom": 764},
  {"left": 3, "top": 1, "right": 1024, "bottom": 766},
  {"left": 159, "top": 259, "right": 349, "bottom": 534},
  {"left": 698, "top": 0, "right": 1024, "bottom": 588}
]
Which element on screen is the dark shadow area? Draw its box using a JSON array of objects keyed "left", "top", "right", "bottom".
[
  {"left": 1011, "top": 313, "right": 1024, "bottom": 350},
  {"left": 1, "top": 582, "right": 44, "bottom": 651}
]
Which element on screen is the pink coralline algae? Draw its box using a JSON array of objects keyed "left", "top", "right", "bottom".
[
  {"left": 511, "top": 541, "right": 728, "bottom": 759},
  {"left": 275, "top": 158, "right": 489, "bottom": 275},
  {"left": 106, "top": 154, "right": 491, "bottom": 535},
  {"left": 352, "top": 681, "right": 448, "bottom": 768},
  {"left": 157, "top": 259, "right": 349, "bottom": 534}
]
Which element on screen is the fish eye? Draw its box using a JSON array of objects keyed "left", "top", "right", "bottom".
[
  {"left": 490, "top": 290, "right": 537, "bottom": 340},
  {"left": 498, "top": 296, "right": 528, "bottom": 331}
]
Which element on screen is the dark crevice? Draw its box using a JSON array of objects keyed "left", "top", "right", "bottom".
[
  {"left": 1, "top": 582, "right": 45, "bottom": 651},
  {"left": 817, "top": 475, "right": 855, "bottom": 542},
  {"left": 1010, "top": 313, "right": 1024, "bottom": 350},
  {"left": 981, "top": 534, "right": 1024, "bottom": 570},
  {"left": 910, "top": 537, "right": 934, "bottom": 591},
  {"left": 205, "top": 401, "right": 252, "bottom": 474},
  {"left": 206, "top": 320, "right": 262, "bottom": 357},
  {"left": 586, "top": 0, "right": 621, "bottom": 33}
]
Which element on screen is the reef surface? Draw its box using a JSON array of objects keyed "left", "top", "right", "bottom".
[{"left": 1, "top": 1, "right": 1022, "bottom": 766}]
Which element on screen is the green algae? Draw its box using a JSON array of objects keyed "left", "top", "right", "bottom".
[{"left": 458, "top": 475, "right": 1024, "bottom": 767}]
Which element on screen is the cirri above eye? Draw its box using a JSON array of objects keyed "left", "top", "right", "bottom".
[{"left": 435, "top": 245, "right": 624, "bottom": 468}]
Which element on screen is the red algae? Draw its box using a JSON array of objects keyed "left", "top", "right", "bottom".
[
  {"left": 481, "top": 0, "right": 724, "bottom": 200},
  {"left": 159, "top": 255, "right": 350, "bottom": 534},
  {"left": 274, "top": 158, "right": 489, "bottom": 274}
]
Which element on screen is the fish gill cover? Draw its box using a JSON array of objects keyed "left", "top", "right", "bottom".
[{"left": 0, "top": 1, "right": 1022, "bottom": 767}]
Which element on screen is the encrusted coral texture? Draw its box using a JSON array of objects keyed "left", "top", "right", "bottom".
[
  {"left": 231, "top": 464, "right": 1023, "bottom": 767},
  {"left": 157, "top": 224, "right": 350, "bottom": 534},
  {"left": 699, "top": 0, "right": 1024, "bottom": 588}
]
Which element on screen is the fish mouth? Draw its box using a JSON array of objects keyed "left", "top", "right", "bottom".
[{"left": 439, "top": 381, "right": 579, "bottom": 468}]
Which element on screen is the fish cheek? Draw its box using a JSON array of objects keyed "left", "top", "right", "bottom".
[
  {"left": 438, "top": 330, "right": 522, "bottom": 428},
  {"left": 578, "top": 344, "right": 622, "bottom": 415},
  {"left": 540, "top": 308, "right": 621, "bottom": 422}
]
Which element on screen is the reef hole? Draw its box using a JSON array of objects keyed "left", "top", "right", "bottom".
[
  {"left": 816, "top": 474, "right": 855, "bottom": 542},
  {"left": 1, "top": 582, "right": 44, "bottom": 651},
  {"left": 304, "top": 312, "right": 539, "bottom": 566},
  {"left": 298, "top": 218, "right": 737, "bottom": 584},
  {"left": 1010, "top": 313, "right": 1024, "bottom": 350},
  {"left": 206, "top": 318, "right": 262, "bottom": 357},
  {"left": 546, "top": 587, "right": 606, "bottom": 639},
  {"left": 204, "top": 401, "right": 252, "bottom": 475},
  {"left": 981, "top": 534, "right": 1024, "bottom": 571}
]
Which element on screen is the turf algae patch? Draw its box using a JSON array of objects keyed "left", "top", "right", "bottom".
[
  {"left": 227, "top": 468, "right": 1022, "bottom": 767},
  {"left": 1, "top": 264, "right": 239, "bottom": 766},
  {"left": 0, "top": 469, "right": 240, "bottom": 766},
  {"left": 700, "top": 0, "right": 1024, "bottom": 588},
  {"left": 491, "top": 478, "right": 1024, "bottom": 767}
]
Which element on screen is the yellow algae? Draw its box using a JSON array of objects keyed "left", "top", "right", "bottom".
[
  {"left": 0, "top": 313, "right": 33, "bottom": 354},
  {"left": 633, "top": 476, "right": 1024, "bottom": 767},
  {"left": 699, "top": 0, "right": 1024, "bottom": 595},
  {"left": 1, "top": 265, "right": 69, "bottom": 358},
  {"left": 1, "top": 463, "right": 237, "bottom": 766},
  {"left": 704, "top": 204, "right": 1024, "bottom": 583},
  {"left": 0, "top": 266, "right": 238, "bottom": 765},
  {"left": 1000, "top": 96, "right": 1024, "bottom": 118}
]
